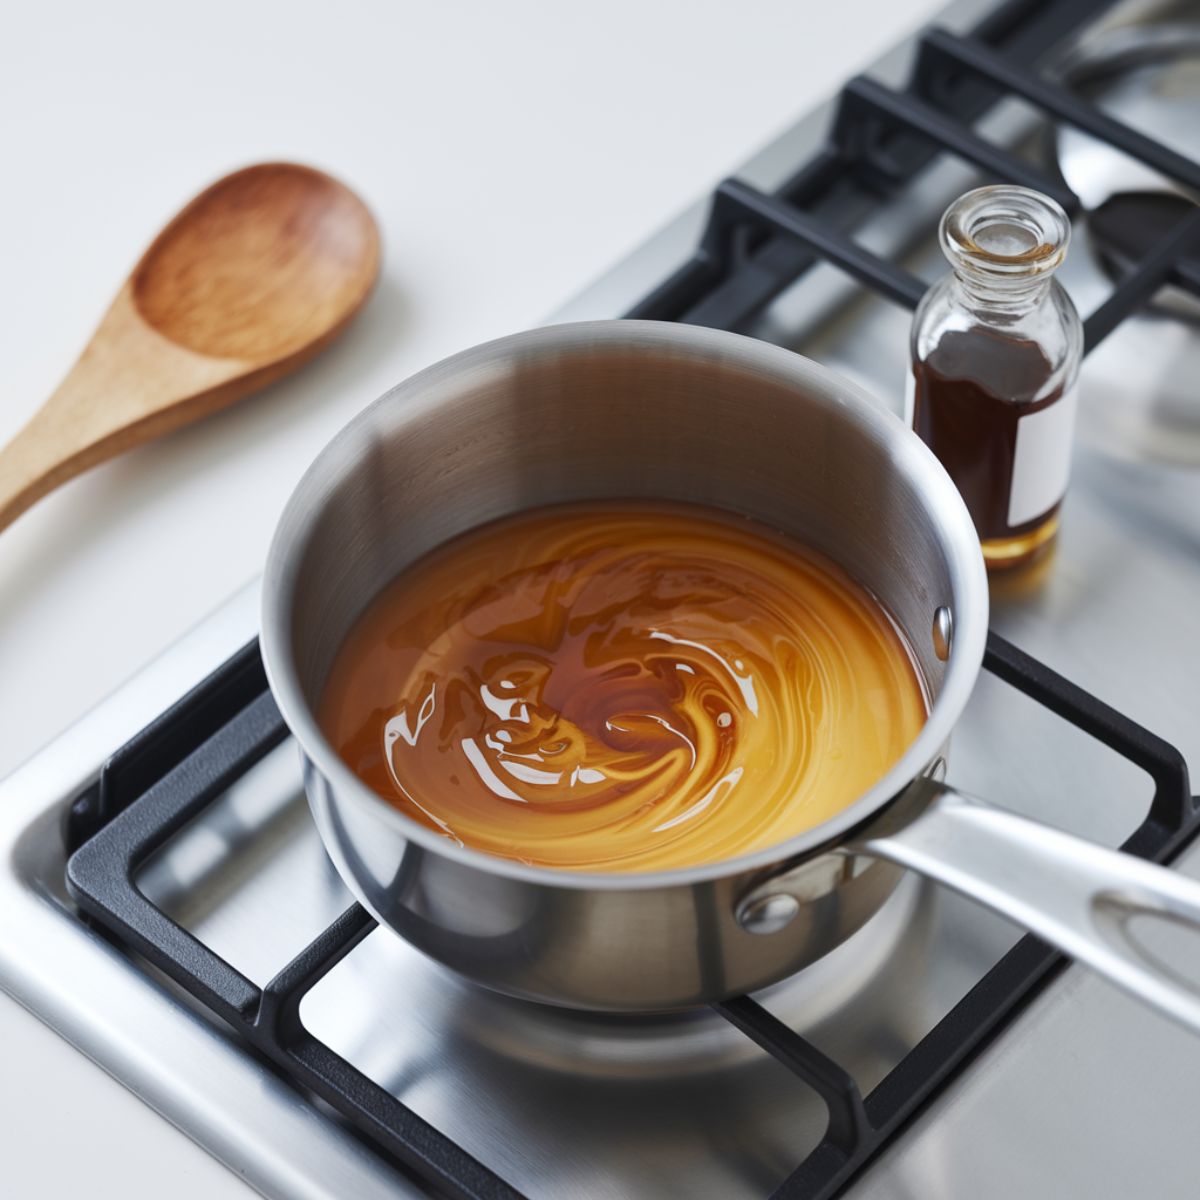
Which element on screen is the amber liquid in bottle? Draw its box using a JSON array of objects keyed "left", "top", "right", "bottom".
[{"left": 913, "top": 328, "right": 1063, "bottom": 569}]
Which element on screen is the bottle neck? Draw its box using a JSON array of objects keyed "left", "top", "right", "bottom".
[
  {"left": 938, "top": 185, "right": 1070, "bottom": 321},
  {"left": 953, "top": 266, "right": 1053, "bottom": 317}
]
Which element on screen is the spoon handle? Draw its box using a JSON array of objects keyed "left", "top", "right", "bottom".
[
  {"left": 0, "top": 290, "right": 244, "bottom": 534},
  {"left": 0, "top": 407, "right": 87, "bottom": 534},
  {"left": 0, "top": 356, "right": 138, "bottom": 535},
  {"left": 0, "top": 383, "right": 158, "bottom": 534}
]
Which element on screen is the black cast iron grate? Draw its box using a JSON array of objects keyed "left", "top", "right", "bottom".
[
  {"left": 63, "top": 0, "right": 1200, "bottom": 1195},
  {"left": 627, "top": 0, "right": 1200, "bottom": 341}
]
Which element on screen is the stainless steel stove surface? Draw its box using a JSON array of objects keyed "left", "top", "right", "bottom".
[{"left": 4, "top": 0, "right": 1200, "bottom": 1197}]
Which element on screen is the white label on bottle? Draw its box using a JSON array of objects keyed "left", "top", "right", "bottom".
[
  {"left": 903, "top": 367, "right": 916, "bottom": 426},
  {"left": 1007, "top": 385, "right": 1079, "bottom": 528}
]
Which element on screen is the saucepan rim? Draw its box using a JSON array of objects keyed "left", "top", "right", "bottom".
[{"left": 260, "top": 319, "right": 989, "bottom": 892}]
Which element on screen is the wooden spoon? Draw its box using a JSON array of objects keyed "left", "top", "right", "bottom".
[{"left": 0, "top": 162, "right": 381, "bottom": 533}]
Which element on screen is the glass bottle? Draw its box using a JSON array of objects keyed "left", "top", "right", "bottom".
[{"left": 908, "top": 185, "right": 1083, "bottom": 570}]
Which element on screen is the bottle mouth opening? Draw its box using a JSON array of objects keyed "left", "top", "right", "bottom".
[{"left": 940, "top": 185, "right": 1071, "bottom": 279}]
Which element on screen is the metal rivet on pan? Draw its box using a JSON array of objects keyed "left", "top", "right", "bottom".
[
  {"left": 932, "top": 606, "right": 953, "bottom": 661},
  {"left": 737, "top": 893, "right": 801, "bottom": 935}
]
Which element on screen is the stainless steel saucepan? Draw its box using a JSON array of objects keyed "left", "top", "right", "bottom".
[{"left": 261, "top": 320, "right": 1200, "bottom": 1029}]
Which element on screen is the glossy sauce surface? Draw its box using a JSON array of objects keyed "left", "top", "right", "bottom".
[{"left": 319, "top": 502, "right": 927, "bottom": 872}]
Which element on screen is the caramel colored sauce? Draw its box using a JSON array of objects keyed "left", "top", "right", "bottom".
[{"left": 319, "top": 502, "right": 928, "bottom": 873}]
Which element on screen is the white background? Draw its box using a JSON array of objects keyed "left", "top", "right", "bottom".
[{"left": 1, "top": 1, "right": 942, "bottom": 1194}]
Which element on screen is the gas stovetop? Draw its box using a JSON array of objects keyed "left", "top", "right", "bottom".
[{"left": 4, "top": 0, "right": 1200, "bottom": 1197}]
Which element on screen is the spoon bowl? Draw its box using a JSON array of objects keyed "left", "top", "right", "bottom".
[{"left": 132, "top": 163, "right": 378, "bottom": 362}]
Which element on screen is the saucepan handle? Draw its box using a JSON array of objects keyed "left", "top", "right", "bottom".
[{"left": 849, "top": 779, "right": 1200, "bottom": 1036}]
